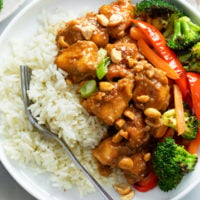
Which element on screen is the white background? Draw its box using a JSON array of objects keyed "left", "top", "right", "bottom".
[{"left": 0, "top": 0, "right": 200, "bottom": 199}]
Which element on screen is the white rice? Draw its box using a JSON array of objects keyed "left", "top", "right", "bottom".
[{"left": 0, "top": 10, "right": 124, "bottom": 195}]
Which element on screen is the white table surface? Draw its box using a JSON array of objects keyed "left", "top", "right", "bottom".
[{"left": 0, "top": 0, "right": 200, "bottom": 200}]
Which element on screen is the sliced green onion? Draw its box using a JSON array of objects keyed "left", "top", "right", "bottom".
[
  {"left": 96, "top": 57, "right": 111, "bottom": 80},
  {"left": 80, "top": 80, "right": 97, "bottom": 98}
]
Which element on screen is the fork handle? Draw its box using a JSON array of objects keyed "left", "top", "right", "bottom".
[
  {"left": 29, "top": 115, "right": 114, "bottom": 200},
  {"left": 59, "top": 138, "right": 114, "bottom": 200}
]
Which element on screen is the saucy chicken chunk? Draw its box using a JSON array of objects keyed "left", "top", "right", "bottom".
[
  {"left": 106, "top": 41, "right": 138, "bottom": 66},
  {"left": 132, "top": 61, "right": 170, "bottom": 111},
  {"left": 82, "top": 78, "right": 134, "bottom": 125},
  {"left": 56, "top": 12, "right": 109, "bottom": 48},
  {"left": 93, "top": 137, "right": 131, "bottom": 167},
  {"left": 122, "top": 106, "right": 149, "bottom": 148},
  {"left": 99, "top": 0, "right": 134, "bottom": 38},
  {"left": 106, "top": 64, "right": 133, "bottom": 81},
  {"left": 55, "top": 40, "right": 98, "bottom": 83},
  {"left": 123, "top": 152, "right": 148, "bottom": 184}
]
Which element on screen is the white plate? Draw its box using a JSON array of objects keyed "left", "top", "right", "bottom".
[
  {"left": 0, "top": 0, "right": 26, "bottom": 22},
  {"left": 0, "top": 0, "right": 200, "bottom": 200}
]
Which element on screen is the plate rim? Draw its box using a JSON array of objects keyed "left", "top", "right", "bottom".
[{"left": 0, "top": 0, "right": 26, "bottom": 22}]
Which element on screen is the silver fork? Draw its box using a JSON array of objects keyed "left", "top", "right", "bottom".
[{"left": 20, "top": 65, "right": 114, "bottom": 200}]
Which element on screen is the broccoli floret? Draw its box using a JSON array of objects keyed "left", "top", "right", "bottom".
[
  {"left": 166, "top": 16, "right": 200, "bottom": 50},
  {"left": 0, "top": 0, "right": 3, "bottom": 10},
  {"left": 178, "top": 42, "right": 200, "bottom": 73},
  {"left": 153, "top": 137, "right": 197, "bottom": 191},
  {"left": 162, "top": 109, "right": 199, "bottom": 140},
  {"left": 135, "top": 0, "right": 183, "bottom": 31}
]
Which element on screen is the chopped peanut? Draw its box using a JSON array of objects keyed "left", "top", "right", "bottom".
[
  {"left": 128, "top": 58, "right": 137, "bottom": 68},
  {"left": 145, "top": 117, "right": 163, "bottom": 128},
  {"left": 115, "top": 119, "right": 126, "bottom": 128},
  {"left": 143, "top": 153, "right": 151, "bottom": 162},
  {"left": 97, "top": 14, "right": 109, "bottom": 27},
  {"left": 113, "top": 183, "right": 132, "bottom": 195},
  {"left": 112, "top": 132, "right": 123, "bottom": 143},
  {"left": 58, "top": 36, "right": 69, "bottom": 48},
  {"left": 124, "top": 110, "right": 135, "bottom": 120},
  {"left": 99, "top": 82, "right": 114, "bottom": 92},
  {"left": 146, "top": 69, "right": 155, "bottom": 78},
  {"left": 119, "top": 129, "right": 129, "bottom": 139},
  {"left": 109, "top": 14, "right": 123, "bottom": 26},
  {"left": 111, "top": 48, "right": 122, "bottom": 64},
  {"left": 66, "top": 78, "right": 72, "bottom": 86},
  {"left": 118, "top": 157, "right": 134, "bottom": 170},
  {"left": 136, "top": 95, "right": 150, "bottom": 103},
  {"left": 82, "top": 25, "right": 95, "bottom": 40},
  {"left": 144, "top": 108, "right": 161, "bottom": 119}
]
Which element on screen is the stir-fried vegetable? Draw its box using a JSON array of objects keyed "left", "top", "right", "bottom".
[
  {"left": 174, "top": 84, "right": 185, "bottom": 135},
  {"left": 135, "top": 0, "right": 183, "bottom": 31},
  {"left": 162, "top": 109, "right": 198, "bottom": 140},
  {"left": 167, "top": 16, "right": 200, "bottom": 50},
  {"left": 134, "top": 171, "right": 158, "bottom": 192},
  {"left": 153, "top": 137, "right": 198, "bottom": 191},
  {"left": 80, "top": 80, "right": 97, "bottom": 98},
  {"left": 179, "top": 42, "right": 200, "bottom": 73},
  {"left": 130, "top": 27, "right": 148, "bottom": 42},
  {"left": 96, "top": 57, "right": 110, "bottom": 80},
  {"left": 131, "top": 19, "right": 190, "bottom": 100},
  {"left": 137, "top": 39, "right": 179, "bottom": 79}
]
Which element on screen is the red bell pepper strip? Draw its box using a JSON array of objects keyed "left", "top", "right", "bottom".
[
  {"left": 134, "top": 171, "right": 158, "bottom": 192},
  {"left": 131, "top": 19, "right": 190, "bottom": 100},
  {"left": 187, "top": 72, "right": 200, "bottom": 120},
  {"left": 187, "top": 72, "right": 200, "bottom": 154}
]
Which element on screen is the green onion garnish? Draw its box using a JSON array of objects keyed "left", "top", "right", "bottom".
[
  {"left": 80, "top": 80, "right": 97, "bottom": 98},
  {"left": 96, "top": 57, "right": 111, "bottom": 80}
]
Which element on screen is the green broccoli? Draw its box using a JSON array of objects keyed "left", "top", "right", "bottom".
[
  {"left": 135, "top": 0, "right": 183, "bottom": 31},
  {"left": 0, "top": 0, "right": 3, "bottom": 10},
  {"left": 166, "top": 16, "right": 200, "bottom": 50},
  {"left": 178, "top": 42, "right": 200, "bottom": 73},
  {"left": 162, "top": 109, "right": 199, "bottom": 140},
  {"left": 153, "top": 137, "right": 197, "bottom": 191}
]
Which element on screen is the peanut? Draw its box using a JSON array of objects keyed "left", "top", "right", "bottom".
[
  {"left": 118, "top": 157, "right": 134, "bottom": 170},
  {"left": 136, "top": 95, "right": 150, "bottom": 103},
  {"left": 111, "top": 48, "right": 122, "bottom": 64},
  {"left": 97, "top": 14, "right": 109, "bottom": 27},
  {"left": 144, "top": 108, "right": 161, "bottom": 118},
  {"left": 113, "top": 183, "right": 131, "bottom": 195}
]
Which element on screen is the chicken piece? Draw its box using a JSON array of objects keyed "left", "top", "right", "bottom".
[
  {"left": 132, "top": 61, "right": 170, "bottom": 111},
  {"left": 82, "top": 78, "right": 134, "bottom": 125},
  {"left": 55, "top": 40, "right": 98, "bottom": 83},
  {"left": 106, "top": 42, "right": 138, "bottom": 66},
  {"left": 114, "top": 35, "right": 135, "bottom": 44},
  {"left": 123, "top": 152, "right": 148, "bottom": 184},
  {"left": 122, "top": 106, "right": 149, "bottom": 148},
  {"left": 93, "top": 137, "right": 131, "bottom": 167},
  {"left": 56, "top": 12, "right": 109, "bottom": 48},
  {"left": 99, "top": 0, "right": 134, "bottom": 39},
  {"left": 106, "top": 64, "right": 133, "bottom": 81}
]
